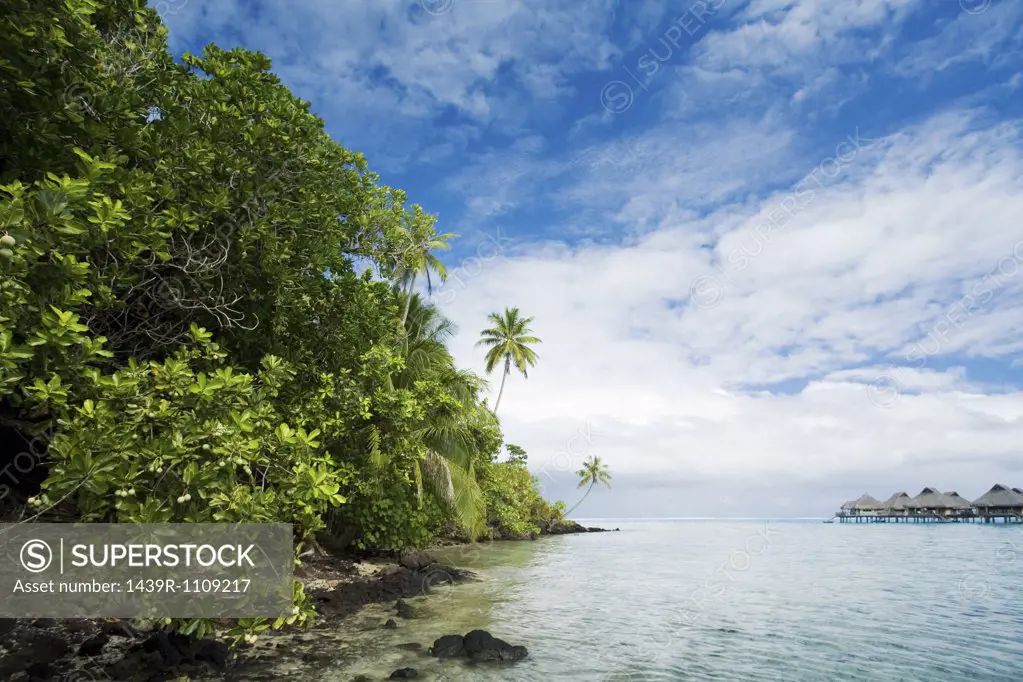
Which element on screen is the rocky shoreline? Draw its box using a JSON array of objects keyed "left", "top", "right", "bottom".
[{"left": 0, "top": 522, "right": 614, "bottom": 681}]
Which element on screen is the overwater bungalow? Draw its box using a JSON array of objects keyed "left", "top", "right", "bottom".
[
  {"left": 972, "top": 484, "right": 1023, "bottom": 522},
  {"left": 834, "top": 484, "right": 1023, "bottom": 523},
  {"left": 879, "top": 492, "right": 913, "bottom": 516},
  {"left": 943, "top": 491, "right": 974, "bottom": 518},
  {"left": 906, "top": 487, "right": 956, "bottom": 517},
  {"left": 850, "top": 494, "right": 884, "bottom": 516}
]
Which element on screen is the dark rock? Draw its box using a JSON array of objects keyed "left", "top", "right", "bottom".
[
  {"left": 310, "top": 563, "right": 476, "bottom": 620},
  {"left": 352, "top": 676, "right": 373, "bottom": 682},
  {"left": 389, "top": 668, "right": 419, "bottom": 678},
  {"left": 384, "top": 618, "right": 398, "bottom": 629},
  {"left": 28, "top": 631, "right": 70, "bottom": 658},
  {"left": 431, "top": 634, "right": 466, "bottom": 658},
  {"left": 462, "top": 629, "right": 528, "bottom": 662},
  {"left": 545, "top": 520, "right": 587, "bottom": 535},
  {"left": 25, "top": 661, "right": 54, "bottom": 681},
  {"left": 141, "top": 632, "right": 182, "bottom": 666},
  {"left": 504, "top": 644, "right": 529, "bottom": 661},
  {"left": 0, "top": 618, "right": 16, "bottom": 637},
  {"left": 135, "top": 631, "right": 229, "bottom": 669},
  {"left": 0, "top": 630, "right": 69, "bottom": 679},
  {"left": 196, "top": 638, "right": 230, "bottom": 668},
  {"left": 462, "top": 629, "right": 494, "bottom": 654},
  {"left": 31, "top": 618, "right": 57, "bottom": 628},
  {"left": 107, "top": 650, "right": 163, "bottom": 680},
  {"left": 545, "top": 521, "right": 617, "bottom": 535},
  {"left": 398, "top": 548, "right": 435, "bottom": 571},
  {"left": 65, "top": 620, "right": 95, "bottom": 633},
  {"left": 78, "top": 633, "right": 110, "bottom": 657},
  {"left": 395, "top": 599, "right": 416, "bottom": 619}
]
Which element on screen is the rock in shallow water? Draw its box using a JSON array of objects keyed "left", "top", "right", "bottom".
[
  {"left": 310, "top": 563, "right": 476, "bottom": 619},
  {"left": 389, "top": 668, "right": 418, "bottom": 678},
  {"left": 463, "top": 629, "right": 528, "bottom": 662},
  {"left": 398, "top": 548, "right": 435, "bottom": 571},
  {"left": 431, "top": 634, "right": 466, "bottom": 659},
  {"left": 395, "top": 599, "right": 416, "bottom": 619},
  {"left": 430, "top": 630, "right": 528, "bottom": 662},
  {"left": 383, "top": 619, "right": 398, "bottom": 629}
]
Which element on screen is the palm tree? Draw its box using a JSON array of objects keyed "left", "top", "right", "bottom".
[
  {"left": 476, "top": 308, "right": 541, "bottom": 413},
  {"left": 391, "top": 208, "right": 457, "bottom": 327},
  {"left": 565, "top": 456, "right": 612, "bottom": 517}
]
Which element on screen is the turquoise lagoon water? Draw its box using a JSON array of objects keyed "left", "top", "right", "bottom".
[{"left": 257, "top": 520, "right": 1023, "bottom": 681}]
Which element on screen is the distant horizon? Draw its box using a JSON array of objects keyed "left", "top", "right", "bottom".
[{"left": 570, "top": 517, "right": 830, "bottom": 521}]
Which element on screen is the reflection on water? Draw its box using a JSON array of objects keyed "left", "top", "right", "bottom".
[{"left": 243, "top": 521, "right": 1023, "bottom": 681}]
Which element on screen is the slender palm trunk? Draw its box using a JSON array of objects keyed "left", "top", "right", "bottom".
[
  {"left": 564, "top": 480, "right": 596, "bottom": 518},
  {"left": 492, "top": 357, "right": 510, "bottom": 413},
  {"left": 400, "top": 273, "right": 416, "bottom": 328}
]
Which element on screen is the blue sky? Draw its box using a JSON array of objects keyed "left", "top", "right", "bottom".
[{"left": 161, "top": 0, "right": 1023, "bottom": 517}]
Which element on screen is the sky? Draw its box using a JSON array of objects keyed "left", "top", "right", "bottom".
[{"left": 160, "top": 0, "right": 1023, "bottom": 518}]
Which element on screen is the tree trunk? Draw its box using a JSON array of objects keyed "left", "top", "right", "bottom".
[
  {"left": 492, "top": 357, "right": 510, "bottom": 413},
  {"left": 400, "top": 273, "right": 416, "bottom": 328},
  {"left": 564, "top": 481, "right": 596, "bottom": 518}
]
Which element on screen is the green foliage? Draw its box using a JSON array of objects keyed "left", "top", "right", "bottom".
[
  {"left": 344, "top": 476, "right": 444, "bottom": 551},
  {"left": 33, "top": 336, "right": 349, "bottom": 532},
  {"left": 0, "top": 0, "right": 557, "bottom": 644},
  {"left": 506, "top": 443, "right": 528, "bottom": 465},
  {"left": 480, "top": 451, "right": 563, "bottom": 539}
]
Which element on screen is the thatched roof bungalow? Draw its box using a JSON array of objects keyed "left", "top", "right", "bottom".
[
  {"left": 943, "top": 492, "right": 974, "bottom": 510},
  {"left": 905, "top": 487, "right": 957, "bottom": 514},
  {"left": 972, "top": 484, "right": 1023, "bottom": 516},
  {"left": 849, "top": 494, "right": 884, "bottom": 515},
  {"left": 833, "top": 484, "right": 1023, "bottom": 523},
  {"left": 879, "top": 492, "right": 913, "bottom": 514}
]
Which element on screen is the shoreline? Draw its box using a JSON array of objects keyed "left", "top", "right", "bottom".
[{"left": 0, "top": 523, "right": 616, "bottom": 681}]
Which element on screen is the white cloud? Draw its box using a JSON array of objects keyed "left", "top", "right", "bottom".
[
  {"left": 438, "top": 109, "right": 1023, "bottom": 504},
  {"left": 161, "top": 0, "right": 1023, "bottom": 513},
  {"left": 163, "top": 0, "right": 621, "bottom": 164},
  {"left": 695, "top": 0, "right": 920, "bottom": 74},
  {"left": 894, "top": 1, "right": 1023, "bottom": 78}
]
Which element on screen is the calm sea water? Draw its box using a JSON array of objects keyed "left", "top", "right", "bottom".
[{"left": 258, "top": 520, "right": 1023, "bottom": 681}]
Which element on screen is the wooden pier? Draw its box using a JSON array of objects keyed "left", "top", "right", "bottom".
[{"left": 834, "top": 512, "right": 1023, "bottom": 524}]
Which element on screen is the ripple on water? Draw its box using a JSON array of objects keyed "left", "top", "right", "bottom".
[{"left": 243, "top": 522, "right": 1023, "bottom": 681}]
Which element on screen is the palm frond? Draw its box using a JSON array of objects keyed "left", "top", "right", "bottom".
[
  {"left": 447, "top": 460, "right": 486, "bottom": 539},
  {"left": 421, "top": 449, "right": 455, "bottom": 507},
  {"left": 367, "top": 426, "right": 386, "bottom": 468}
]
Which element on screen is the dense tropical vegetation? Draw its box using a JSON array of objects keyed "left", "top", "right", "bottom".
[{"left": 0, "top": 0, "right": 573, "bottom": 636}]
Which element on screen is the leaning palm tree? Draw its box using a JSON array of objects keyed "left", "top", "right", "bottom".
[
  {"left": 391, "top": 208, "right": 457, "bottom": 327},
  {"left": 565, "top": 456, "right": 612, "bottom": 517},
  {"left": 476, "top": 308, "right": 541, "bottom": 413}
]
